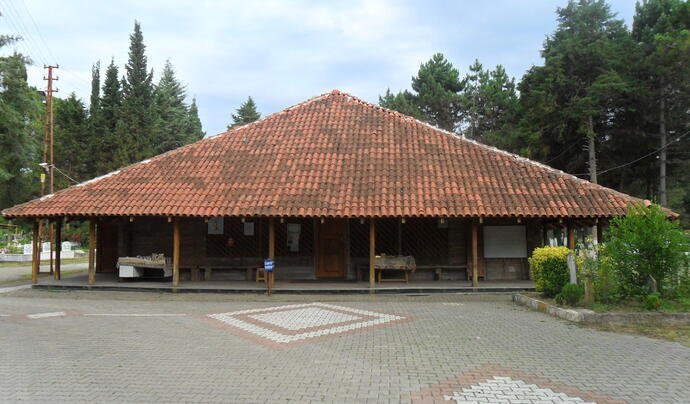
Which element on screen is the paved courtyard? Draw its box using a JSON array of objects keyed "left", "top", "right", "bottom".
[{"left": 1, "top": 289, "right": 688, "bottom": 403}]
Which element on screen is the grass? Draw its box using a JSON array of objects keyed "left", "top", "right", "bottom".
[
  {"left": 0, "top": 257, "right": 88, "bottom": 268},
  {"left": 590, "top": 323, "right": 690, "bottom": 348},
  {"left": 525, "top": 292, "right": 690, "bottom": 313}
]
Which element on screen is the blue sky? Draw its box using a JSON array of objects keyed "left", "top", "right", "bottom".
[{"left": 2, "top": 0, "right": 637, "bottom": 136}]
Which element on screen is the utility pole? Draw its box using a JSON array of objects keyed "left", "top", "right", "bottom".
[{"left": 42, "top": 65, "right": 59, "bottom": 275}]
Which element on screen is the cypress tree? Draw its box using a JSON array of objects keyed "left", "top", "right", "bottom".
[
  {"left": 228, "top": 96, "right": 261, "bottom": 129},
  {"left": 95, "top": 59, "right": 122, "bottom": 174},
  {"left": 114, "top": 21, "right": 155, "bottom": 168}
]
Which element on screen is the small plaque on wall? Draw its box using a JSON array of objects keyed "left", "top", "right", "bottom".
[{"left": 208, "top": 217, "right": 224, "bottom": 235}]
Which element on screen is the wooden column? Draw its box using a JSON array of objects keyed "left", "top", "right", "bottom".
[
  {"left": 31, "top": 220, "right": 40, "bottom": 284},
  {"left": 471, "top": 220, "right": 479, "bottom": 287},
  {"left": 87, "top": 220, "right": 96, "bottom": 285},
  {"left": 567, "top": 223, "right": 576, "bottom": 250},
  {"left": 268, "top": 218, "right": 275, "bottom": 259},
  {"left": 54, "top": 218, "right": 62, "bottom": 280},
  {"left": 369, "top": 219, "right": 376, "bottom": 289},
  {"left": 268, "top": 218, "right": 275, "bottom": 293},
  {"left": 172, "top": 219, "right": 180, "bottom": 287}
]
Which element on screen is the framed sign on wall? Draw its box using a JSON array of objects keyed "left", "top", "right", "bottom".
[{"left": 483, "top": 225, "right": 527, "bottom": 258}]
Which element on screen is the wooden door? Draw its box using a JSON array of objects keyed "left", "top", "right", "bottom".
[
  {"left": 96, "top": 221, "right": 119, "bottom": 273},
  {"left": 316, "top": 219, "right": 346, "bottom": 278}
]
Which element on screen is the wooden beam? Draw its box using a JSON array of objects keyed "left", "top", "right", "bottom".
[
  {"left": 369, "top": 219, "right": 376, "bottom": 289},
  {"left": 172, "top": 219, "right": 180, "bottom": 287},
  {"left": 54, "top": 218, "right": 62, "bottom": 280},
  {"left": 471, "top": 220, "right": 479, "bottom": 287},
  {"left": 31, "top": 220, "right": 40, "bottom": 284},
  {"left": 567, "top": 223, "right": 576, "bottom": 250},
  {"left": 87, "top": 220, "right": 96, "bottom": 285}
]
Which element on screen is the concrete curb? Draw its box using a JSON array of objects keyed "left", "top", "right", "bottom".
[
  {"left": 513, "top": 294, "right": 690, "bottom": 326},
  {"left": 512, "top": 294, "right": 588, "bottom": 322}
]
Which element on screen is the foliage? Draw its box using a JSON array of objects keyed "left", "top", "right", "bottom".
[
  {"left": 0, "top": 33, "right": 43, "bottom": 210},
  {"left": 601, "top": 203, "right": 689, "bottom": 297},
  {"left": 556, "top": 283, "right": 585, "bottom": 306},
  {"left": 529, "top": 246, "right": 572, "bottom": 297},
  {"left": 114, "top": 21, "right": 155, "bottom": 167},
  {"left": 153, "top": 60, "right": 204, "bottom": 152},
  {"left": 644, "top": 293, "right": 662, "bottom": 310},
  {"left": 228, "top": 96, "right": 261, "bottom": 129}
]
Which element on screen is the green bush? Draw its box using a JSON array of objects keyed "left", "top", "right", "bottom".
[
  {"left": 556, "top": 283, "right": 584, "bottom": 306},
  {"left": 643, "top": 294, "right": 661, "bottom": 311},
  {"left": 529, "top": 246, "right": 571, "bottom": 298},
  {"left": 601, "top": 204, "right": 689, "bottom": 298}
]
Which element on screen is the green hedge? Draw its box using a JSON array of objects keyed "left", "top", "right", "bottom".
[{"left": 529, "top": 246, "right": 571, "bottom": 297}]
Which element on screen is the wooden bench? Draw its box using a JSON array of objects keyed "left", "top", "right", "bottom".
[
  {"left": 200, "top": 265, "right": 261, "bottom": 281},
  {"left": 415, "top": 265, "right": 468, "bottom": 281}
]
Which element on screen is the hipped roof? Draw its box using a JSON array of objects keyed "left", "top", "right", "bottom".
[{"left": 2, "top": 90, "right": 655, "bottom": 220}]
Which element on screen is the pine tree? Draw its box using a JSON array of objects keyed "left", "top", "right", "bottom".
[
  {"left": 632, "top": 0, "right": 690, "bottom": 207},
  {"left": 152, "top": 60, "right": 189, "bottom": 153},
  {"left": 458, "top": 61, "right": 520, "bottom": 146},
  {"left": 411, "top": 53, "right": 463, "bottom": 131},
  {"left": 0, "top": 35, "right": 43, "bottom": 209},
  {"left": 54, "top": 93, "right": 88, "bottom": 188},
  {"left": 184, "top": 98, "right": 205, "bottom": 143},
  {"left": 378, "top": 89, "right": 423, "bottom": 119},
  {"left": 518, "top": 0, "right": 637, "bottom": 181},
  {"left": 114, "top": 21, "right": 155, "bottom": 168},
  {"left": 378, "top": 53, "right": 463, "bottom": 131},
  {"left": 228, "top": 96, "right": 261, "bottom": 129}
]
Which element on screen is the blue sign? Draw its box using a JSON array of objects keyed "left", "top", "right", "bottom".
[{"left": 264, "top": 259, "right": 274, "bottom": 272}]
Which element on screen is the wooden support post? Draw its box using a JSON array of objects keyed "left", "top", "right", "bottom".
[
  {"left": 471, "top": 220, "right": 479, "bottom": 287},
  {"left": 31, "top": 220, "right": 40, "bottom": 284},
  {"left": 369, "top": 219, "right": 376, "bottom": 290},
  {"left": 567, "top": 223, "right": 576, "bottom": 250},
  {"left": 87, "top": 220, "right": 96, "bottom": 285},
  {"left": 268, "top": 218, "right": 275, "bottom": 295},
  {"left": 172, "top": 219, "right": 180, "bottom": 287},
  {"left": 54, "top": 218, "right": 62, "bottom": 280}
]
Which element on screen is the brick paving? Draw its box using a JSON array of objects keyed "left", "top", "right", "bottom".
[{"left": 1, "top": 291, "right": 688, "bottom": 403}]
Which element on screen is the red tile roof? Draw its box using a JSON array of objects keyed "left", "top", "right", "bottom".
[{"left": 3, "top": 90, "right": 656, "bottom": 219}]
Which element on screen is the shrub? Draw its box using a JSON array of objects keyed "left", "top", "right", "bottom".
[
  {"left": 529, "top": 246, "right": 571, "bottom": 297},
  {"left": 601, "top": 204, "right": 689, "bottom": 298},
  {"left": 556, "top": 283, "right": 584, "bottom": 306},
  {"left": 643, "top": 294, "right": 661, "bottom": 311}
]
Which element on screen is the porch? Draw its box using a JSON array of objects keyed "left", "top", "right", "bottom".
[
  {"left": 34, "top": 272, "right": 535, "bottom": 294},
  {"left": 28, "top": 214, "right": 597, "bottom": 291}
]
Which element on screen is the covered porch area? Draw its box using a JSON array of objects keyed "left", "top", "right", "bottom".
[{"left": 26, "top": 214, "right": 601, "bottom": 292}]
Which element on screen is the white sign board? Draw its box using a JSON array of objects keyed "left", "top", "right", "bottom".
[
  {"left": 42, "top": 242, "right": 51, "bottom": 252},
  {"left": 483, "top": 225, "right": 527, "bottom": 258},
  {"left": 23, "top": 244, "right": 33, "bottom": 255},
  {"left": 61, "top": 241, "right": 72, "bottom": 251},
  {"left": 243, "top": 222, "right": 255, "bottom": 236}
]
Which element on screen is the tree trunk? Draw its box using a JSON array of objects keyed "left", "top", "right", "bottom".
[
  {"left": 659, "top": 85, "right": 667, "bottom": 207},
  {"left": 587, "top": 115, "right": 598, "bottom": 242},
  {"left": 587, "top": 115, "right": 597, "bottom": 184}
]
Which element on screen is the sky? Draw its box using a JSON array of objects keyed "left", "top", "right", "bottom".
[{"left": 2, "top": 0, "right": 637, "bottom": 137}]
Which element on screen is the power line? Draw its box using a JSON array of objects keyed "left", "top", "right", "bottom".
[
  {"left": 572, "top": 130, "right": 690, "bottom": 177},
  {"left": 17, "top": 0, "right": 57, "bottom": 62},
  {"left": 0, "top": 0, "right": 50, "bottom": 65}
]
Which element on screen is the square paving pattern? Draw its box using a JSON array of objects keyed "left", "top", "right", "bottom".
[{"left": 206, "top": 302, "right": 409, "bottom": 347}]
